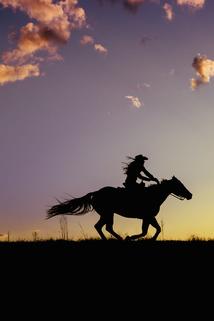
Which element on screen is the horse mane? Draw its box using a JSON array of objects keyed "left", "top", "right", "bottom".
[
  {"left": 146, "top": 179, "right": 167, "bottom": 191},
  {"left": 160, "top": 179, "right": 168, "bottom": 184},
  {"left": 146, "top": 183, "right": 157, "bottom": 192}
]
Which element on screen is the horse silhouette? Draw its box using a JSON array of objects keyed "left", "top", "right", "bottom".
[{"left": 47, "top": 176, "right": 192, "bottom": 241}]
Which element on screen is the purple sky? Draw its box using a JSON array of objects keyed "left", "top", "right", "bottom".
[{"left": 1, "top": 0, "right": 214, "bottom": 240}]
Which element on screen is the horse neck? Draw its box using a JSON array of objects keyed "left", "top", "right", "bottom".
[{"left": 154, "top": 183, "right": 171, "bottom": 205}]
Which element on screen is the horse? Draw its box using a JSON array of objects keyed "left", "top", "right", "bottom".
[{"left": 47, "top": 176, "right": 192, "bottom": 241}]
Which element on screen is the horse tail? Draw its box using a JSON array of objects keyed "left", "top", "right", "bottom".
[{"left": 47, "top": 192, "right": 94, "bottom": 219}]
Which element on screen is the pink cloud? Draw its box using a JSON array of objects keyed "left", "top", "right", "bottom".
[
  {"left": 0, "top": 0, "right": 86, "bottom": 84},
  {"left": 0, "top": 63, "right": 40, "bottom": 85},
  {"left": 176, "top": 0, "right": 205, "bottom": 9},
  {"left": 80, "top": 35, "right": 94, "bottom": 46},
  {"left": 94, "top": 43, "right": 108, "bottom": 54},
  {"left": 191, "top": 54, "right": 214, "bottom": 90}
]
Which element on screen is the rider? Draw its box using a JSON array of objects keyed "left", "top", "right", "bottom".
[{"left": 123, "top": 154, "right": 159, "bottom": 191}]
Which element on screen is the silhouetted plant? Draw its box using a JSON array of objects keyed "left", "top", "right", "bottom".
[
  {"left": 32, "top": 230, "right": 39, "bottom": 241},
  {"left": 59, "top": 215, "right": 69, "bottom": 240},
  {"left": 78, "top": 223, "right": 88, "bottom": 240},
  {"left": 188, "top": 235, "right": 205, "bottom": 241}
]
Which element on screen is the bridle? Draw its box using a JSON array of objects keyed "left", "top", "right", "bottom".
[
  {"left": 160, "top": 179, "right": 187, "bottom": 201},
  {"left": 170, "top": 193, "right": 185, "bottom": 201}
]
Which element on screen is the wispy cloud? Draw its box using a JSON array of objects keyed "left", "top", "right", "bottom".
[
  {"left": 124, "top": 0, "right": 145, "bottom": 12},
  {"left": 80, "top": 35, "right": 94, "bottom": 45},
  {"left": 163, "top": 3, "right": 174, "bottom": 21},
  {"left": 143, "top": 82, "right": 151, "bottom": 88},
  {"left": 81, "top": 35, "right": 108, "bottom": 55},
  {"left": 0, "top": 64, "right": 40, "bottom": 85},
  {"left": 98, "top": 0, "right": 206, "bottom": 19},
  {"left": 94, "top": 43, "right": 108, "bottom": 54},
  {"left": 137, "top": 82, "right": 151, "bottom": 89},
  {"left": 176, "top": 0, "right": 206, "bottom": 9},
  {"left": 190, "top": 54, "right": 214, "bottom": 90},
  {"left": 125, "top": 95, "right": 142, "bottom": 108}
]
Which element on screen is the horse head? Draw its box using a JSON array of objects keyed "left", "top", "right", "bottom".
[{"left": 168, "top": 176, "right": 192, "bottom": 200}]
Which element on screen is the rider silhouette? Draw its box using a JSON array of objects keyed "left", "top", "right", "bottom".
[{"left": 123, "top": 154, "right": 159, "bottom": 190}]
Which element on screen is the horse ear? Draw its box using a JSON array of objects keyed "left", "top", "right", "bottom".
[{"left": 172, "top": 176, "right": 179, "bottom": 181}]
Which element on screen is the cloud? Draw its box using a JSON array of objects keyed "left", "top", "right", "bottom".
[
  {"left": 176, "top": 0, "right": 206, "bottom": 9},
  {"left": 0, "top": 0, "right": 86, "bottom": 26},
  {"left": 0, "top": 0, "right": 86, "bottom": 59},
  {"left": 0, "top": 64, "right": 40, "bottom": 85},
  {"left": 94, "top": 43, "right": 108, "bottom": 54},
  {"left": 0, "top": 0, "right": 63, "bottom": 22},
  {"left": 97, "top": 0, "right": 205, "bottom": 18},
  {"left": 80, "top": 35, "right": 94, "bottom": 45},
  {"left": 163, "top": 3, "right": 174, "bottom": 21},
  {"left": 143, "top": 82, "right": 151, "bottom": 88},
  {"left": 2, "top": 23, "right": 61, "bottom": 64},
  {"left": 123, "top": 0, "right": 145, "bottom": 12},
  {"left": 0, "top": 0, "right": 86, "bottom": 84},
  {"left": 137, "top": 82, "right": 151, "bottom": 89},
  {"left": 190, "top": 78, "right": 204, "bottom": 90},
  {"left": 125, "top": 95, "right": 142, "bottom": 108},
  {"left": 96, "top": 0, "right": 148, "bottom": 13},
  {"left": 0, "top": 1, "right": 86, "bottom": 38},
  {"left": 124, "top": 0, "right": 206, "bottom": 11},
  {"left": 190, "top": 54, "right": 214, "bottom": 90},
  {"left": 80, "top": 35, "right": 108, "bottom": 55}
]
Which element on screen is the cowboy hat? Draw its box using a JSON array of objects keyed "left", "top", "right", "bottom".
[{"left": 134, "top": 154, "right": 148, "bottom": 161}]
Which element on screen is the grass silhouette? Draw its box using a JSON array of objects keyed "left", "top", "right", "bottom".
[{"left": 1, "top": 238, "right": 214, "bottom": 264}]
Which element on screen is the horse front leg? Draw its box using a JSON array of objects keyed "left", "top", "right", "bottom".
[
  {"left": 125, "top": 219, "right": 149, "bottom": 241},
  {"left": 106, "top": 214, "right": 123, "bottom": 240},
  {"left": 149, "top": 217, "right": 161, "bottom": 240}
]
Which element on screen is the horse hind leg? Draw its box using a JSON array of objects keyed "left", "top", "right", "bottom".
[
  {"left": 95, "top": 212, "right": 122, "bottom": 241},
  {"left": 94, "top": 217, "right": 107, "bottom": 240}
]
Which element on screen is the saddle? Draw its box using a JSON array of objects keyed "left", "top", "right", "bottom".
[{"left": 117, "top": 183, "right": 147, "bottom": 200}]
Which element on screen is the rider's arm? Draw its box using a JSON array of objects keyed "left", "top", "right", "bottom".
[
  {"left": 142, "top": 167, "right": 156, "bottom": 180},
  {"left": 138, "top": 174, "right": 151, "bottom": 181},
  {"left": 141, "top": 167, "right": 159, "bottom": 183}
]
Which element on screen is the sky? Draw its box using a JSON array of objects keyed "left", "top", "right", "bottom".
[{"left": 1, "top": 0, "right": 214, "bottom": 241}]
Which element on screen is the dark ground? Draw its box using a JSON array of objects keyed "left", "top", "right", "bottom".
[
  {"left": 1, "top": 239, "right": 214, "bottom": 270},
  {"left": 1, "top": 240, "right": 213, "bottom": 310}
]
